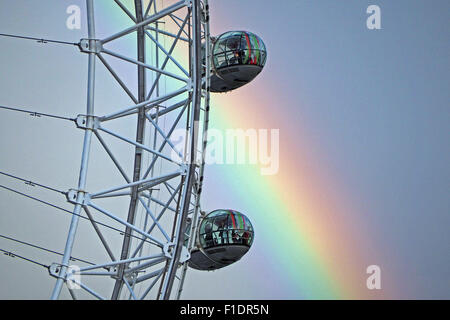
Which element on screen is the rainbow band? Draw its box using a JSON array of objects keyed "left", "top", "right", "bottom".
[
  {"left": 230, "top": 212, "right": 237, "bottom": 229},
  {"left": 239, "top": 213, "right": 245, "bottom": 229},
  {"left": 244, "top": 33, "right": 251, "bottom": 64},
  {"left": 98, "top": 1, "right": 387, "bottom": 299},
  {"left": 251, "top": 34, "right": 260, "bottom": 65}
]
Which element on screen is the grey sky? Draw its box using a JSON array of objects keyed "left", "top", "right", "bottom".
[{"left": 0, "top": 0, "right": 449, "bottom": 299}]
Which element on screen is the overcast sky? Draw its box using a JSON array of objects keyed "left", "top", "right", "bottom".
[{"left": 0, "top": 0, "right": 448, "bottom": 299}]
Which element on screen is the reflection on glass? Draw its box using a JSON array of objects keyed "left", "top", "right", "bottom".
[
  {"left": 213, "top": 31, "right": 267, "bottom": 69},
  {"left": 197, "top": 209, "right": 254, "bottom": 249}
]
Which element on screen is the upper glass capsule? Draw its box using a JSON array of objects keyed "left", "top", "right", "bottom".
[
  {"left": 198, "top": 209, "right": 254, "bottom": 249},
  {"left": 213, "top": 31, "right": 267, "bottom": 69},
  {"left": 188, "top": 209, "right": 255, "bottom": 271},
  {"left": 209, "top": 31, "right": 267, "bottom": 92}
]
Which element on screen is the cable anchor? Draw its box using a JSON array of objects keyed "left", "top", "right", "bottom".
[{"left": 78, "top": 39, "right": 102, "bottom": 54}]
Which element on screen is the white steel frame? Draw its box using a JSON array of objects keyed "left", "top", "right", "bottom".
[{"left": 47, "top": 0, "right": 212, "bottom": 300}]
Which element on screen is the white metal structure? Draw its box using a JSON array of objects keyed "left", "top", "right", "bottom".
[{"left": 1, "top": 0, "right": 212, "bottom": 300}]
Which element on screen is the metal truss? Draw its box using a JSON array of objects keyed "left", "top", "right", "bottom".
[{"left": 46, "top": 0, "right": 212, "bottom": 300}]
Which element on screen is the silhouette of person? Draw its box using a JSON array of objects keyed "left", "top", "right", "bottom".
[
  {"left": 204, "top": 223, "right": 214, "bottom": 247},
  {"left": 232, "top": 230, "right": 239, "bottom": 244},
  {"left": 242, "top": 231, "right": 250, "bottom": 245},
  {"left": 217, "top": 218, "right": 227, "bottom": 244}
]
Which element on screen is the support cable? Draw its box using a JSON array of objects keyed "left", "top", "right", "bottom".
[
  {"left": 0, "top": 234, "right": 95, "bottom": 266},
  {"left": 0, "top": 33, "right": 78, "bottom": 46},
  {"left": 0, "top": 184, "right": 159, "bottom": 247},
  {"left": 0, "top": 248, "right": 49, "bottom": 269},
  {"left": 0, "top": 170, "right": 66, "bottom": 195},
  {"left": 0, "top": 105, "right": 75, "bottom": 122}
]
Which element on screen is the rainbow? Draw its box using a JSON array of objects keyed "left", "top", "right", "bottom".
[
  {"left": 208, "top": 92, "right": 375, "bottom": 299},
  {"left": 96, "top": 0, "right": 391, "bottom": 299}
]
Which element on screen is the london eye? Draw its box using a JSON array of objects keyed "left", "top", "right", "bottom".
[{"left": 0, "top": 0, "right": 266, "bottom": 300}]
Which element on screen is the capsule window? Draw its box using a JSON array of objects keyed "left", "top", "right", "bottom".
[
  {"left": 226, "top": 51, "right": 239, "bottom": 66},
  {"left": 244, "top": 215, "right": 253, "bottom": 231},
  {"left": 226, "top": 37, "right": 241, "bottom": 50},
  {"left": 240, "top": 37, "right": 248, "bottom": 50},
  {"left": 202, "top": 232, "right": 214, "bottom": 248},
  {"left": 227, "top": 215, "right": 235, "bottom": 230},
  {"left": 214, "top": 40, "right": 227, "bottom": 55},
  {"left": 213, "top": 215, "right": 227, "bottom": 231},
  {"left": 248, "top": 50, "right": 258, "bottom": 65},
  {"left": 213, "top": 32, "right": 266, "bottom": 70},
  {"left": 215, "top": 54, "right": 227, "bottom": 68},
  {"left": 244, "top": 232, "right": 253, "bottom": 246},
  {"left": 197, "top": 210, "right": 254, "bottom": 249},
  {"left": 210, "top": 230, "right": 225, "bottom": 245},
  {"left": 250, "top": 34, "right": 260, "bottom": 50},
  {"left": 241, "top": 49, "right": 250, "bottom": 64},
  {"left": 260, "top": 50, "right": 267, "bottom": 67}
]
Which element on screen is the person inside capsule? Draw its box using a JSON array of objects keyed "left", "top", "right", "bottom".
[
  {"left": 204, "top": 223, "right": 214, "bottom": 247},
  {"left": 213, "top": 31, "right": 266, "bottom": 69},
  {"left": 198, "top": 210, "right": 254, "bottom": 249}
]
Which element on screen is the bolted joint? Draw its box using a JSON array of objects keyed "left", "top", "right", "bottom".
[
  {"left": 163, "top": 242, "right": 191, "bottom": 263},
  {"left": 78, "top": 38, "right": 102, "bottom": 54},
  {"left": 193, "top": 158, "right": 202, "bottom": 168},
  {"left": 200, "top": 5, "right": 208, "bottom": 23},
  {"left": 179, "top": 246, "right": 191, "bottom": 264},
  {"left": 180, "top": 164, "right": 189, "bottom": 176},
  {"left": 109, "top": 266, "right": 117, "bottom": 274},
  {"left": 163, "top": 242, "right": 175, "bottom": 259},
  {"left": 186, "top": 78, "right": 193, "bottom": 91},
  {"left": 108, "top": 266, "right": 119, "bottom": 280},
  {"left": 48, "top": 263, "right": 65, "bottom": 279},
  {"left": 66, "top": 189, "right": 90, "bottom": 205},
  {"left": 123, "top": 272, "right": 137, "bottom": 284},
  {"left": 75, "top": 114, "right": 100, "bottom": 130}
]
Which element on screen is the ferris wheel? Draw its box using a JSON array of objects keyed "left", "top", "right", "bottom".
[{"left": 0, "top": 0, "right": 266, "bottom": 300}]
